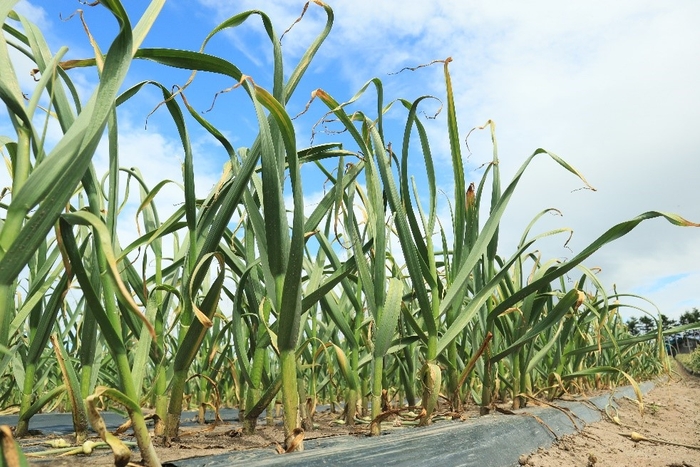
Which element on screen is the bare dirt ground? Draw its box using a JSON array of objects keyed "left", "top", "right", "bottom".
[
  {"left": 25, "top": 409, "right": 363, "bottom": 466},
  {"left": 523, "top": 361, "right": 700, "bottom": 467},
  {"left": 21, "top": 360, "right": 700, "bottom": 466}
]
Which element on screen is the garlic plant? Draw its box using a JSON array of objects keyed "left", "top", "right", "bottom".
[{"left": 1, "top": 2, "right": 698, "bottom": 466}]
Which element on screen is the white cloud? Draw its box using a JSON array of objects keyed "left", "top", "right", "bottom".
[
  {"left": 10, "top": 0, "right": 697, "bottom": 321},
  {"left": 317, "top": 1, "right": 700, "bottom": 320},
  {"left": 92, "top": 112, "right": 226, "bottom": 249},
  {"left": 12, "top": 0, "right": 50, "bottom": 31}
]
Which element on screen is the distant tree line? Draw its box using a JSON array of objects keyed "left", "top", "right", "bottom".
[{"left": 625, "top": 307, "right": 700, "bottom": 336}]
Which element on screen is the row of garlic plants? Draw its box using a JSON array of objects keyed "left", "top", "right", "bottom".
[{"left": 2, "top": 2, "right": 699, "bottom": 465}]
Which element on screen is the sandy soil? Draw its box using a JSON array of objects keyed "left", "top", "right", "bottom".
[
  {"left": 21, "top": 361, "right": 700, "bottom": 466},
  {"left": 523, "top": 362, "right": 700, "bottom": 467}
]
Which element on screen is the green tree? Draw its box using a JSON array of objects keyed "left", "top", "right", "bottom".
[
  {"left": 679, "top": 308, "right": 700, "bottom": 325},
  {"left": 626, "top": 317, "right": 641, "bottom": 336},
  {"left": 639, "top": 315, "right": 655, "bottom": 333},
  {"left": 660, "top": 313, "right": 678, "bottom": 330}
]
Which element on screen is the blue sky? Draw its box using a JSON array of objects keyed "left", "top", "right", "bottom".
[{"left": 5, "top": 0, "right": 700, "bottom": 321}]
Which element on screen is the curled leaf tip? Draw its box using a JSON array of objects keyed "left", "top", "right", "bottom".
[{"left": 680, "top": 218, "right": 700, "bottom": 227}]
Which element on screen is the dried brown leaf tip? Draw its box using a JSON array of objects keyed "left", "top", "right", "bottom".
[
  {"left": 389, "top": 57, "right": 452, "bottom": 75},
  {"left": 226, "top": 428, "right": 243, "bottom": 438},
  {"left": 281, "top": 2, "right": 310, "bottom": 41},
  {"left": 285, "top": 428, "right": 305, "bottom": 453},
  {"left": 0, "top": 426, "right": 24, "bottom": 467},
  {"left": 466, "top": 182, "right": 475, "bottom": 206}
]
